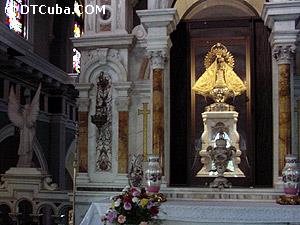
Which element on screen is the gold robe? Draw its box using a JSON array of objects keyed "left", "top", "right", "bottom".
[{"left": 192, "top": 59, "right": 246, "bottom": 97}]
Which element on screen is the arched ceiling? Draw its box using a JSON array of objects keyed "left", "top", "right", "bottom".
[{"left": 174, "top": 0, "right": 265, "bottom": 20}]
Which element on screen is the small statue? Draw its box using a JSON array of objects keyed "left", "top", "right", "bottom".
[
  {"left": 128, "top": 154, "right": 144, "bottom": 188},
  {"left": 192, "top": 43, "right": 246, "bottom": 103},
  {"left": 91, "top": 72, "right": 109, "bottom": 130},
  {"left": 8, "top": 84, "right": 41, "bottom": 167},
  {"left": 85, "top": 0, "right": 95, "bottom": 31}
]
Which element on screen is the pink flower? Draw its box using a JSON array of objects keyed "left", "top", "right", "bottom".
[
  {"left": 117, "top": 215, "right": 126, "bottom": 224},
  {"left": 130, "top": 187, "right": 137, "bottom": 192},
  {"left": 124, "top": 202, "right": 132, "bottom": 210},
  {"left": 132, "top": 190, "right": 140, "bottom": 197},
  {"left": 106, "top": 210, "right": 117, "bottom": 223},
  {"left": 131, "top": 187, "right": 140, "bottom": 197},
  {"left": 140, "top": 222, "right": 148, "bottom": 225}
]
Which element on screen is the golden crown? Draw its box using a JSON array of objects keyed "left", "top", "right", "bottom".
[{"left": 204, "top": 43, "right": 235, "bottom": 69}]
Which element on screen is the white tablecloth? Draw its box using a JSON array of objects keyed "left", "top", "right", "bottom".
[
  {"left": 80, "top": 200, "right": 110, "bottom": 225},
  {"left": 80, "top": 200, "right": 300, "bottom": 225}
]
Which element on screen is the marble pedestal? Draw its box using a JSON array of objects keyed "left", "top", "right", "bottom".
[
  {"left": 197, "top": 111, "right": 245, "bottom": 177},
  {"left": 2, "top": 167, "right": 58, "bottom": 191}
]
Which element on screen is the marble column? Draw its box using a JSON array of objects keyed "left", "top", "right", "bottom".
[
  {"left": 153, "top": 68, "right": 164, "bottom": 167},
  {"left": 77, "top": 97, "right": 91, "bottom": 172},
  {"left": 137, "top": 9, "right": 179, "bottom": 179},
  {"left": 262, "top": 1, "right": 300, "bottom": 185},
  {"left": 118, "top": 111, "right": 128, "bottom": 173},
  {"left": 115, "top": 96, "right": 130, "bottom": 174},
  {"left": 274, "top": 45, "right": 295, "bottom": 174},
  {"left": 148, "top": 50, "right": 168, "bottom": 174}
]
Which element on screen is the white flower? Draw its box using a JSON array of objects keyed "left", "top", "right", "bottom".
[
  {"left": 122, "top": 186, "right": 130, "bottom": 192},
  {"left": 132, "top": 197, "right": 139, "bottom": 203},
  {"left": 114, "top": 199, "right": 121, "bottom": 207}
]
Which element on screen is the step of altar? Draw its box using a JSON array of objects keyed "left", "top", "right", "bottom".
[{"left": 74, "top": 186, "right": 283, "bottom": 203}]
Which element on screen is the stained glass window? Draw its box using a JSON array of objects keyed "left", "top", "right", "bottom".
[
  {"left": 5, "top": 0, "right": 27, "bottom": 37},
  {"left": 73, "top": 0, "right": 83, "bottom": 74},
  {"left": 73, "top": 48, "right": 81, "bottom": 74}
]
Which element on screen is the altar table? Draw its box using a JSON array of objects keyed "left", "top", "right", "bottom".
[{"left": 80, "top": 199, "right": 300, "bottom": 225}]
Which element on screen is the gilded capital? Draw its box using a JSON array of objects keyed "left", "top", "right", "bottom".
[
  {"left": 147, "top": 50, "right": 168, "bottom": 69},
  {"left": 273, "top": 44, "right": 296, "bottom": 64}
]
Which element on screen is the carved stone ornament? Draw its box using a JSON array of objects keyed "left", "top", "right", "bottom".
[
  {"left": 0, "top": 176, "right": 6, "bottom": 189},
  {"left": 107, "top": 49, "right": 121, "bottom": 62},
  {"left": 147, "top": 50, "right": 168, "bottom": 69},
  {"left": 81, "top": 49, "right": 122, "bottom": 76},
  {"left": 91, "top": 74, "right": 109, "bottom": 130},
  {"left": 273, "top": 44, "right": 296, "bottom": 64},
  {"left": 132, "top": 25, "right": 147, "bottom": 41},
  {"left": 92, "top": 72, "right": 113, "bottom": 172},
  {"left": 116, "top": 0, "right": 121, "bottom": 29},
  {"left": 85, "top": 0, "right": 96, "bottom": 31},
  {"left": 128, "top": 154, "right": 144, "bottom": 187},
  {"left": 82, "top": 49, "right": 109, "bottom": 67},
  {"left": 115, "top": 97, "right": 129, "bottom": 111},
  {"left": 43, "top": 176, "right": 58, "bottom": 191}
]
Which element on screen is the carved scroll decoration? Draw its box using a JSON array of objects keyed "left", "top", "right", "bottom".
[{"left": 93, "top": 72, "right": 112, "bottom": 171}]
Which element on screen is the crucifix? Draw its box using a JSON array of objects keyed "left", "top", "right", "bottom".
[{"left": 138, "top": 103, "right": 150, "bottom": 161}]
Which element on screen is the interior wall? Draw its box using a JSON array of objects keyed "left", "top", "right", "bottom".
[
  {"left": 33, "top": 0, "right": 57, "bottom": 60},
  {"left": 49, "top": 0, "right": 75, "bottom": 73}
]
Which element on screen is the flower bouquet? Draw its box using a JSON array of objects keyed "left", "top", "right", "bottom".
[{"left": 101, "top": 186, "right": 166, "bottom": 225}]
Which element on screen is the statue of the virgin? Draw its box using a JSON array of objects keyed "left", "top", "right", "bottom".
[{"left": 192, "top": 43, "right": 246, "bottom": 103}]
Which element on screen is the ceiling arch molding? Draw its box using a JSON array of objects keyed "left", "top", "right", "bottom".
[{"left": 174, "top": 0, "right": 265, "bottom": 20}]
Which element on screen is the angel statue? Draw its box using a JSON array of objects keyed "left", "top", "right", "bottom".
[
  {"left": 192, "top": 43, "right": 246, "bottom": 103},
  {"left": 8, "top": 84, "right": 41, "bottom": 167}
]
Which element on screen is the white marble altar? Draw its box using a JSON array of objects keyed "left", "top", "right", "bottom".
[{"left": 80, "top": 200, "right": 300, "bottom": 225}]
